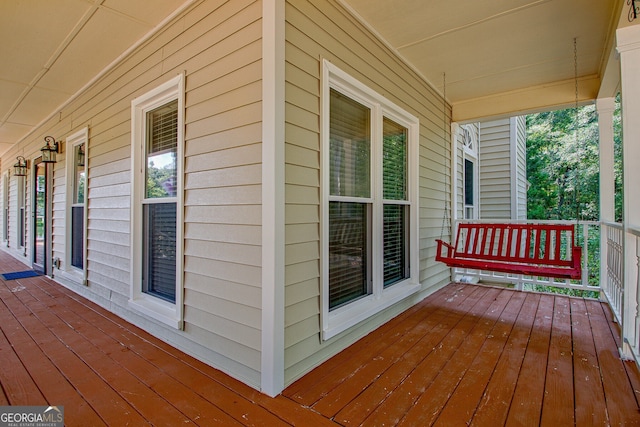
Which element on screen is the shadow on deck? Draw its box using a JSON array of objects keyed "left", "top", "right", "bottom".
[{"left": 0, "top": 250, "right": 639, "bottom": 425}]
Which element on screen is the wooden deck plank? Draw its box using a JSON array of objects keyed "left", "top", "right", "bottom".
[
  {"left": 332, "top": 284, "right": 487, "bottom": 425},
  {"left": 285, "top": 284, "right": 462, "bottom": 406},
  {"left": 24, "top": 276, "right": 287, "bottom": 427},
  {"left": 0, "top": 283, "right": 107, "bottom": 426},
  {"left": 0, "top": 279, "right": 151, "bottom": 426},
  {"left": 312, "top": 284, "right": 482, "bottom": 418},
  {"left": 362, "top": 286, "right": 510, "bottom": 426},
  {"left": 585, "top": 299, "right": 640, "bottom": 425},
  {"left": 464, "top": 292, "right": 541, "bottom": 426},
  {"left": 540, "top": 296, "right": 575, "bottom": 426},
  {"left": 504, "top": 293, "right": 554, "bottom": 426},
  {"left": 0, "top": 301, "right": 47, "bottom": 406},
  {"left": 405, "top": 289, "right": 527, "bottom": 426},
  {"left": 1, "top": 250, "right": 639, "bottom": 427},
  {"left": 13, "top": 278, "right": 229, "bottom": 426},
  {"left": 571, "top": 298, "right": 609, "bottom": 426}
]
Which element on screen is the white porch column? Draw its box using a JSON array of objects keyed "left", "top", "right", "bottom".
[
  {"left": 261, "top": 0, "right": 285, "bottom": 396},
  {"left": 596, "top": 98, "right": 616, "bottom": 299},
  {"left": 596, "top": 98, "right": 616, "bottom": 223},
  {"left": 617, "top": 25, "right": 640, "bottom": 359}
]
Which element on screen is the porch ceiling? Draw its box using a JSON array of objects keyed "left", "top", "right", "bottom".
[{"left": 0, "top": 0, "right": 628, "bottom": 154}]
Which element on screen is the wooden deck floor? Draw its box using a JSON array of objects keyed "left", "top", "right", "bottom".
[{"left": 0, "top": 251, "right": 639, "bottom": 426}]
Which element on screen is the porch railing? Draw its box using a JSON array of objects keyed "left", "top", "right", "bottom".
[
  {"left": 450, "top": 219, "right": 600, "bottom": 294},
  {"left": 601, "top": 222, "right": 640, "bottom": 363}
]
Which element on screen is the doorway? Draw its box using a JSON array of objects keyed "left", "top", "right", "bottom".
[{"left": 32, "top": 158, "right": 51, "bottom": 274}]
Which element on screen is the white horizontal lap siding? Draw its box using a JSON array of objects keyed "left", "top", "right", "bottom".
[
  {"left": 480, "top": 119, "right": 512, "bottom": 219},
  {"left": 181, "top": 0, "right": 263, "bottom": 385},
  {"left": 51, "top": 163, "right": 67, "bottom": 269},
  {"left": 0, "top": 0, "right": 265, "bottom": 389},
  {"left": 515, "top": 116, "right": 528, "bottom": 219},
  {"left": 284, "top": 0, "right": 450, "bottom": 385}
]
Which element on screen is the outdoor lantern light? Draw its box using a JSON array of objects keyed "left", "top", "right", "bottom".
[
  {"left": 40, "top": 135, "right": 59, "bottom": 163},
  {"left": 77, "top": 144, "right": 85, "bottom": 167},
  {"left": 13, "top": 156, "right": 27, "bottom": 176}
]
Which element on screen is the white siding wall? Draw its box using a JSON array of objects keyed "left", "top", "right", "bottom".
[
  {"left": 284, "top": 0, "right": 451, "bottom": 385},
  {"left": 479, "top": 118, "right": 512, "bottom": 219},
  {"left": 514, "top": 116, "right": 528, "bottom": 219},
  {"left": 1, "top": 0, "right": 265, "bottom": 389}
]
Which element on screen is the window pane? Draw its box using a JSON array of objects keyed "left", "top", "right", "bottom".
[
  {"left": 329, "top": 202, "right": 369, "bottom": 309},
  {"left": 74, "top": 144, "right": 85, "bottom": 204},
  {"left": 329, "top": 89, "right": 370, "bottom": 198},
  {"left": 71, "top": 206, "right": 83, "bottom": 269},
  {"left": 143, "top": 203, "right": 176, "bottom": 303},
  {"left": 465, "top": 159, "right": 474, "bottom": 206},
  {"left": 146, "top": 100, "right": 178, "bottom": 198},
  {"left": 383, "top": 118, "right": 407, "bottom": 200},
  {"left": 383, "top": 204, "right": 408, "bottom": 287}
]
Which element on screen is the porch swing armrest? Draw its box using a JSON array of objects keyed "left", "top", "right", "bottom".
[
  {"left": 571, "top": 245, "right": 583, "bottom": 271},
  {"left": 435, "top": 239, "right": 455, "bottom": 262}
]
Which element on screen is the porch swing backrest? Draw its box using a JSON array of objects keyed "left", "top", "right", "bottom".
[{"left": 435, "top": 223, "right": 582, "bottom": 279}]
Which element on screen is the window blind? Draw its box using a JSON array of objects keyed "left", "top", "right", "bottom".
[
  {"left": 147, "top": 101, "right": 178, "bottom": 155},
  {"left": 329, "top": 89, "right": 370, "bottom": 198},
  {"left": 71, "top": 206, "right": 83, "bottom": 269},
  {"left": 143, "top": 203, "right": 177, "bottom": 303},
  {"left": 328, "top": 202, "right": 369, "bottom": 309},
  {"left": 383, "top": 204, "right": 407, "bottom": 287}
]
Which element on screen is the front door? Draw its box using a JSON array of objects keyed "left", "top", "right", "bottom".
[{"left": 33, "top": 159, "right": 48, "bottom": 273}]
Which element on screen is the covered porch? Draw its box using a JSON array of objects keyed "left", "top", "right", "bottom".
[{"left": 1, "top": 249, "right": 638, "bottom": 426}]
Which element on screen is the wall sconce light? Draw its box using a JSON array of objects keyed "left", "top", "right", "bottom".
[
  {"left": 40, "top": 135, "right": 59, "bottom": 163},
  {"left": 13, "top": 156, "right": 27, "bottom": 176},
  {"left": 77, "top": 144, "right": 85, "bottom": 167}
]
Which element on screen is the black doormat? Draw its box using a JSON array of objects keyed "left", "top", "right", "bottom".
[{"left": 1, "top": 270, "right": 42, "bottom": 280}]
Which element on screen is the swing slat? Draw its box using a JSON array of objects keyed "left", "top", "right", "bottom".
[{"left": 436, "top": 223, "right": 582, "bottom": 280}]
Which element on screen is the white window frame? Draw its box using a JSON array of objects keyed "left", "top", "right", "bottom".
[
  {"left": 130, "top": 74, "right": 184, "bottom": 329},
  {"left": 321, "top": 60, "right": 420, "bottom": 340},
  {"left": 461, "top": 124, "right": 479, "bottom": 220},
  {"left": 3, "top": 171, "right": 9, "bottom": 244},
  {"left": 65, "top": 127, "right": 88, "bottom": 282},
  {"left": 16, "top": 174, "right": 25, "bottom": 250}
]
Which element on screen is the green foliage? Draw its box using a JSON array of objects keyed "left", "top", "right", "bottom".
[
  {"left": 614, "top": 93, "right": 623, "bottom": 222},
  {"left": 526, "top": 105, "right": 600, "bottom": 221}
]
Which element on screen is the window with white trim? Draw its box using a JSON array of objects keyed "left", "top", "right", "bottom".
[
  {"left": 130, "top": 74, "right": 184, "bottom": 328},
  {"left": 3, "top": 172, "right": 8, "bottom": 243},
  {"left": 461, "top": 125, "right": 478, "bottom": 220},
  {"left": 66, "top": 128, "right": 87, "bottom": 273},
  {"left": 322, "top": 61, "right": 420, "bottom": 340},
  {"left": 17, "top": 175, "right": 25, "bottom": 249}
]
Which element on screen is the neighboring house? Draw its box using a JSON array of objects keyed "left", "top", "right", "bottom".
[
  {"left": 0, "top": 0, "right": 452, "bottom": 396},
  {"left": 453, "top": 117, "right": 527, "bottom": 221}
]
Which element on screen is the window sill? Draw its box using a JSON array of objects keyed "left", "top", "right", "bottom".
[
  {"left": 129, "top": 295, "right": 182, "bottom": 330},
  {"left": 323, "top": 279, "right": 420, "bottom": 341},
  {"left": 55, "top": 268, "right": 85, "bottom": 286}
]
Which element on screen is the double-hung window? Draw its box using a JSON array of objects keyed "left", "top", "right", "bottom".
[
  {"left": 3, "top": 172, "right": 8, "bottom": 243},
  {"left": 322, "top": 61, "right": 419, "bottom": 340},
  {"left": 130, "top": 75, "right": 184, "bottom": 328},
  {"left": 66, "top": 128, "right": 88, "bottom": 275}
]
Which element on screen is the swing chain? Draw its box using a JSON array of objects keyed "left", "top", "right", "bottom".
[{"left": 440, "top": 72, "right": 450, "bottom": 240}]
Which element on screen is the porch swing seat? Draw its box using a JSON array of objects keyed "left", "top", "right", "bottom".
[{"left": 436, "top": 223, "right": 582, "bottom": 280}]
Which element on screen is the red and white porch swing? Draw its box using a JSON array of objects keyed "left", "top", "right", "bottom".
[{"left": 434, "top": 40, "right": 583, "bottom": 281}]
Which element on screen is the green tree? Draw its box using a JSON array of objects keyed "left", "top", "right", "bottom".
[{"left": 526, "top": 105, "right": 599, "bottom": 221}]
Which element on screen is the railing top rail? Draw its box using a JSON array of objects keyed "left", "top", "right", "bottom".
[
  {"left": 601, "top": 221, "right": 623, "bottom": 229},
  {"left": 628, "top": 226, "right": 640, "bottom": 238}
]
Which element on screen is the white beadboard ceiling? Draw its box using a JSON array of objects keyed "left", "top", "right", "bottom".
[{"left": 0, "top": 0, "right": 629, "bottom": 154}]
